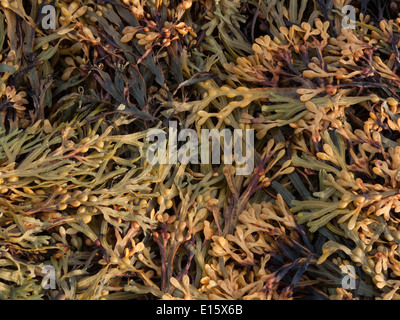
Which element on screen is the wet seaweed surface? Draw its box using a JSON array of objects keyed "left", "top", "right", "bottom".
[{"left": 0, "top": 0, "right": 400, "bottom": 300}]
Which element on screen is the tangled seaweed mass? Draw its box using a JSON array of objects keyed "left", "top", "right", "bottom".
[{"left": 2, "top": 0, "right": 400, "bottom": 300}]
